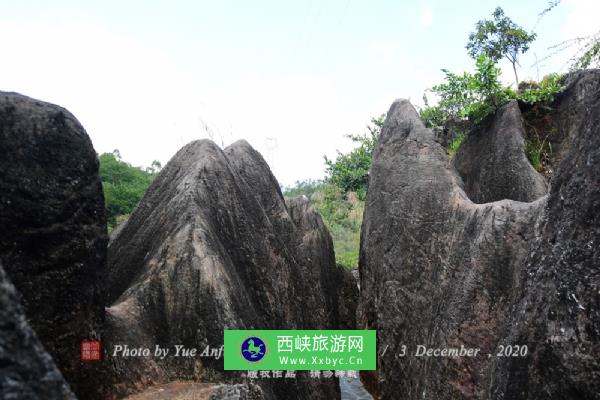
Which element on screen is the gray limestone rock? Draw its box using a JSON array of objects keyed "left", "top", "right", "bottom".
[
  {"left": 106, "top": 139, "right": 346, "bottom": 399},
  {"left": 359, "top": 70, "right": 599, "bottom": 399},
  {"left": 0, "top": 92, "right": 108, "bottom": 399}
]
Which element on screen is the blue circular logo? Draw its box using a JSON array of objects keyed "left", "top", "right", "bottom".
[{"left": 241, "top": 336, "right": 266, "bottom": 362}]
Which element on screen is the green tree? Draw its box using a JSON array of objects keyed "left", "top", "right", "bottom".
[
  {"left": 467, "top": 7, "right": 536, "bottom": 86},
  {"left": 324, "top": 115, "right": 384, "bottom": 200},
  {"left": 421, "top": 54, "right": 513, "bottom": 127},
  {"left": 282, "top": 179, "right": 324, "bottom": 198},
  {"left": 283, "top": 116, "right": 385, "bottom": 268},
  {"left": 146, "top": 160, "right": 163, "bottom": 174},
  {"left": 284, "top": 180, "right": 363, "bottom": 269},
  {"left": 98, "top": 152, "right": 158, "bottom": 229}
]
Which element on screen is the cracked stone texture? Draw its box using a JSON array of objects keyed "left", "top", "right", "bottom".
[
  {"left": 106, "top": 139, "right": 352, "bottom": 399},
  {"left": 358, "top": 70, "right": 599, "bottom": 400},
  {"left": 0, "top": 262, "right": 75, "bottom": 399},
  {"left": 454, "top": 99, "right": 548, "bottom": 203},
  {"left": 0, "top": 92, "right": 109, "bottom": 399}
]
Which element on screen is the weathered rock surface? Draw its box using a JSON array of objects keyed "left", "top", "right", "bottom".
[
  {"left": 106, "top": 139, "right": 348, "bottom": 399},
  {"left": 286, "top": 196, "right": 358, "bottom": 330},
  {"left": 434, "top": 116, "right": 471, "bottom": 149},
  {"left": 454, "top": 100, "right": 548, "bottom": 203},
  {"left": 359, "top": 70, "right": 599, "bottom": 399},
  {"left": 121, "top": 381, "right": 264, "bottom": 400},
  {"left": 0, "top": 262, "right": 75, "bottom": 399},
  {"left": 528, "top": 70, "right": 600, "bottom": 173},
  {"left": 490, "top": 70, "right": 600, "bottom": 399},
  {"left": 0, "top": 92, "right": 108, "bottom": 399}
]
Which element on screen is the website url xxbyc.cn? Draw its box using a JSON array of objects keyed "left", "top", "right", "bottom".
[{"left": 278, "top": 355, "right": 364, "bottom": 367}]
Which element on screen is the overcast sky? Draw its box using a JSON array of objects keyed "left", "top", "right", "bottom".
[{"left": 0, "top": 0, "right": 597, "bottom": 186}]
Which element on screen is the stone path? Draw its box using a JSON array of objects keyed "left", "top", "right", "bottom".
[{"left": 340, "top": 375, "right": 373, "bottom": 400}]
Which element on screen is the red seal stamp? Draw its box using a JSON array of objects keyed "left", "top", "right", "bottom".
[{"left": 80, "top": 339, "right": 102, "bottom": 361}]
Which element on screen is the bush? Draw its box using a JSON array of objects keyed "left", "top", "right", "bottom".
[
  {"left": 282, "top": 179, "right": 325, "bottom": 198},
  {"left": 313, "top": 186, "right": 363, "bottom": 269},
  {"left": 283, "top": 182, "right": 363, "bottom": 269},
  {"left": 99, "top": 151, "right": 159, "bottom": 230},
  {"left": 517, "top": 73, "right": 564, "bottom": 105},
  {"left": 420, "top": 55, "right": 513, "bottom": 128},
  {"left": 447, "top": 131, "right": 466, "bottom": 157},
  {"left": 284, "top": 116, "right": 386, "bottom": 270},
  {"left": 526, "top": 139, "right": 544, "bottom": 171},
  {"left": 420, "top": 58, "right": 563, "bottom": 175},
  {"left": 574, "top": 38, "right": 600, "bottom": 69},
  {"left": 324, "top": 116, "right": 384, "bottom": 200}
]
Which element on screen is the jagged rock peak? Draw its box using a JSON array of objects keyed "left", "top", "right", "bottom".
[
  {"left": 454, "top": 99, "right": 548, "bottom": 203},
  {"left": 106, "top": 138, "right": 345, "bottom": 399},
  {"left": 359, "top": 71, "right": 600, "bottom": 399}
]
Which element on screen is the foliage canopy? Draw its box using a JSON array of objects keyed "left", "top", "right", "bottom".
[
  {"left": 421, "top": 55, "right": 515, "bottom": 127},
  {"left": 99, "top": 151, "right": 160, "bottom": 230},
  {"left": 420, "top": 56, "right": 565, "bottom": 129},
  {"left": 466, "top": 7, "right": 536, "bottom": 85},
  {"left": 324, "top": 116, "right": 384, "bottom": 201}
]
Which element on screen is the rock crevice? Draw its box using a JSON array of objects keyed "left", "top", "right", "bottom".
[{"left": 359, "top": 70, "right": 600, "bottom": 399}]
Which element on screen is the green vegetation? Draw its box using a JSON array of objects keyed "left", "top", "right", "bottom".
[
  {"left": 517, "top": 73, "right": 564, "bottom": 105},
  {"left": 421, "top": 54, "right": 515, "bottom": 127},
  {"left": 526, "top": 138, "right": 544, "bottom": 172},
  {"left": 420, "top": 57, "right": 565, "bottom": 130},
  {"left": 284, "top": 181, "right": 364, "bottom": 269},
  {"left": 286, "top": 7, "right": 570, "bottom": 268},
  {"left": 574, "top": 37, "right": 600, "bottom": 69},
  {"left": 294, "top": 6, "right": 578, "bottom": 269},
  {"left": 467, "top": 7, "right": 536, "bottom": 86},
  {"left": 420, "top": 6, "right": 566, "bottom": 174},
  {"left": 324, "top": 116, "right": 384, "bottom": 201},
  {"left": 421, "top": 63, "right": 563, "bottom": 168},
  {"left": 420, "top": 22, "right": 564, "bottom": 172},
  {"left": 284, "top": 117, "right": 383, "bottom": 269},
  {"left": 99, "top": 151, "right": 160, "bottom": 230},
  {"left": 97, "top": 4, "right": 591, "bottom": 266},
  {"left": 282, "top": 179, "right": 323, "bottom": 198},
  {"left": 421, "top": 6, "right": 567, "bottom": 133},
  {"left": 447, "top": 131, "right": 465, "bottom": 157},
  {"left": 313, "top": 184, "right": 364, "bottom": 268},
  {"left": 522, "top": 105, "right": 558, "bottom": 174}
]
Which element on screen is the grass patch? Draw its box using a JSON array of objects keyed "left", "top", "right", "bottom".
[
  {"left": 526, "top": 139, "right": 543, "bottom": 171},
  {"left": 447, "top": 131, "right": 465, "bottom": 157},
  {"left": 522, "top": 104, "right": 557, "bottom": 175},
  {"left": 284, "top": 182, "right": 363, "bottom": 269}
]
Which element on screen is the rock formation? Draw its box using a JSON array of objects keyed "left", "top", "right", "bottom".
[
  {"left": 454, "top": 100, "right": 548, "bottom": 203},
  {"left": 0, "top": 92, "right": 109, "bottom": 399},
  {"left": 4, "top": 70, "right": 595, "bottom": 400},
  {"left": 490, "top": 70, "right": 600, "bottom": 399},
  {"left": 106, "top": 139, "right": 351, "bottom": 399},
  {"left": 524, "top": 70, "right": 600, "bottom": 174},
  {"left": 358, "top": 70, "right": 599, "bottom": 399},
  {"left": 0, "top": 90, "right": 355, "bottom": 399},
  {"left": 0, "top": 262, "right": 75, "bottom": 399}
]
